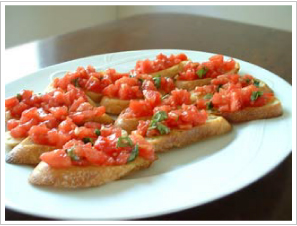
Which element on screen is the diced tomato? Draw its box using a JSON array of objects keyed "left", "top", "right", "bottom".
[
  {"left": 102, "top": 84, "right": 118, "bottom": 97},
  {"left": 49, "top": 106, "right": 68, "bottom": 121},
  {"left": 28, "top": 124, "right": 50, "bottom": 144},
  {"left": 7, "top": 119, "right": 19, "bottom": 130},
  {"left": 133, "top": 53, "right": 188, "bottom": 75},
  {"left": 130, "top": 133, "right": 155, "bottom": 161},
  {"left": 40, "top": 149, "right": 72, "bottom": 168},
  {"left": 5, "top": 97, "right": 19, "bottom": 109},
  {"left": 58, "top": 118, "right": 77, "bottom": 133},
  {"left": 130, "top": 100, "right": 154, "bottom": 117},
  {"left": 143, "top": 90, "right": 162, "bottom": 107},
  {"left": 135, "top": 120, "right": 150, "bottom": 137},
  {"left": 171, "top": 89, "right": 191, "bottom": 106},
  {"left": 142, "top": 80, "right": 157, "bottom": 91}
]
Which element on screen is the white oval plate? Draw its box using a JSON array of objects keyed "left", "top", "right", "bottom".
[{"left": 4, "top": 49, "right": 292, "bottom": 220}]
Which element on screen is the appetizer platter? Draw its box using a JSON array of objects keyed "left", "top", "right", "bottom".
[{"left": 4, "top": 49, "right": 292, "bottom": 220}]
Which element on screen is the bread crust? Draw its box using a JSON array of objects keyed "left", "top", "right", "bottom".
[
  {"left": 146, "top": 115, "right": 232, "bottom": 152},
  {"left": 100, "top": 96, "right": 131, "bottom": 115},
  {"left": 218, "top": 98, "right": 283, "bottom": 123},
  {"left": 29, "top": 157, "right": 153, "bottom": 188},
  {"left": 150, "top": 61, "right": 189, "bottom": 78},
  {"left": 175, "top": 62, "right": 240, "bottom": 91},
  {"left": 6, "top": 137, "right": 56, "bottom": 165},
  {"left": 115, "top": 114, "right": 151, "bottom": 134},
  {"left": 5, "top": 131, "right": 24, "bottom": 148},
  {"left": 85, "top": 91, "right": 103, "bottom": 103}
]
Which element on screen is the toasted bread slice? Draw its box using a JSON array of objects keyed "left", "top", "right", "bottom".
[
  {"left": 5, "top": 131, "right": 24, "bottom": 148},
  {"left": 100, "top": 96, "right": 131, "bottom": 115},
  {"left": 150, "top": 61, "right": 189, "bottom": 78},
  {"left": 175, "top": 62, "right": 240, "bottom": 91},
  {"left": 218, "top": 98, "right": 283, "bottom": 123},
  {"left": 85, "top": 91, "right": 103, "bottom": 103},
  {"left": 190, "top": 79, "right": 273, "bottom": 104},
  {"left": 6, "top": 137, "right": 56, "bottom": 165},
  {"left": 146, "top": 115, "right": 232, "bottom": 152},
  {"left": 29, "top": 157, "right": 153, "bottom": 188},
  {"left": 115, "top": 114, "right": 151, "bottom": 134}
]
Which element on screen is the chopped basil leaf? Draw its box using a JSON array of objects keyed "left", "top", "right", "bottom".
[
  {"left": 253, "top": 79, "right": 260, "bottom": 87},
  {"left": 245, "top": 78, "right": 251, "bottom": 84},
  {"left": 152, "top": 111, "right": 168, "bottom": 122},
  {"left": 153, "top": 75, "right": 161, "bottom": 89},
  {"left": 156, "top": 123, "right": 170, "bottom": 135},
  {"left": 196, "top": 67, "right": 208, "bottom": 79},
  {"left": 129, "top": 74, "right": 135, "bottom": 78},
  {"left": 138, "top": 78, "right": 144, "bottom": 84},
  {"left": 206, "top": 101, "right": 213, "bottom": 110},
  {"left": 72, "top": 78, "right": 80, "bottom": 87},
  {"left": 251, "top": 91, "right": 263, "bottom": 101},
  {"left": 16, "top": 93, "right": 22, "bottom": 101},
  {"left": 117, "top": 136, "right": 133, "bottom": 148},
  {"left": 66, "top": 147, "right": 80, "bottom": 161},
  {"left": 127, "top": 144, "right": 139, "bottom": 163},
  {"left": 95, "top": 129, "right": 101, "bottom": 136},
  {"left": 83, "top": 137, "right": 94, "bottom": 145},
  {"left": 204, "top": 93, "right": 213, "bottom": 100},
  {"left": 217, "top": 84, "right": 223, "bottom": 92},
  {"left": 162, "top": 94, "right": 170, "bottom": 100}
]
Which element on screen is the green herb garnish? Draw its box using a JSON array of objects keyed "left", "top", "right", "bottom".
[
  {"left": 82, "top": 137, "right": 94, "bottom": 145},
  {"left": 66, "top": 147, "right": 80, "bottom": 161},
  {"left": 95, "top": 129, "right": 101, "bottom": 136},
  {"left": 251, "top": 91, "right": 263, "bottom": 101},
  {"left": 156, "top": 123, "right": 170, "bottom": 135},
  {"left": 204, "top": 93, "right": 213, "bottom": 100},
  {"left": 162, "top": 94, "right": 170, "bottom": 100},
  {"left": 129, "top": 74, "right": 135, "bottom": 78},
  {"left": 72, "top": 78, "right": 80, "bottom": 87},
  {"left": 196, "top": 67, "right": 208, "bottom": 79},
  {"left": 245, "top": 78, "right": 251, "bottom": 84},
  {"left": 253, "top": 79, "right": 260, "bottom": 87},
  {"left": 127, "top": 144, "right": 139, "bottom": 163},
  {"left": 117, "top": 136, "right": 133, "bottom": 148},
  {"left": 152, "top": 111, "right": 168, "bottom": 122},
  {"left": 16, "top": 93, "right": 22, "bottom": 101},
  {"left": 153, "top": 75, "right": 161, "bottom": 89},
  {"left": 148, "top": 111, "right": 170, "bottom": 135},
  {"left": 138, "top": 78, "right": 144, "bottom": 84},
  {"left": 206, "top": 101, "right": 214, "bottom": 110},
  {"left": 217, "top": 84, "right": 223, "bottom": 92}
]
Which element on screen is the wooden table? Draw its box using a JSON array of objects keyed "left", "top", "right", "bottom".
[{"left": 5, "top": 14, "right": 292, "bottom": 221}]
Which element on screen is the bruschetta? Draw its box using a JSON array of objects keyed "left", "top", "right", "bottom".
[
  {"left": 6, "top": 116, "right": 117, "bottom": 165},
  {"left": 29, "top": 133, "right": 156, "bottom": 188},
  {"left": 51, "top": 66, "right": 130, "bottom": 104},
  {"left": 99, "top": 75, "right": 175, "bottom": 115},
  {"left": 131, "top": 53, "right": 189, "bottom": 78},
  {"left": 132, "top": 105, "right": 232, "bottom": 152},
  {"left": 192, "top": 75, "right": 282, "bottom": 123},
  {"left": 5, "top": 86, "right": 114, "bottom": 165},
  {"left": 115, "top": 89, "right": 192, "bottom": 133},
  {"left": 174, "top": 55, "right": 240, "bottom": 91}
]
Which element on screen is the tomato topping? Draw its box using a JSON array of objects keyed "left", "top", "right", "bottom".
[
  {"left": 5, "top": 97, "right": 19, "bottom": 109},
  {"left": 178, "top": 55, "right": 236, "bottom": 81},
  {"left": 41, "top": 130, "right": 155, "bottom": 168},
  {"left": 134, "top": 105, "right": 208, "bottom": 137},
  {"left": 133, "top": 53, "right": 188, "bottom": 75},
  {"left": 206, "top": 84, "right": 274, "bottom": 112},
  {"left": 102, "top": 77, "right": 143, "bottom": 100},
  {"left": 40, "top": 149, "right": 72, "bottom": 168},
  {"left": 126, "top": 100, "right": 153, "bottom": 118}
]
